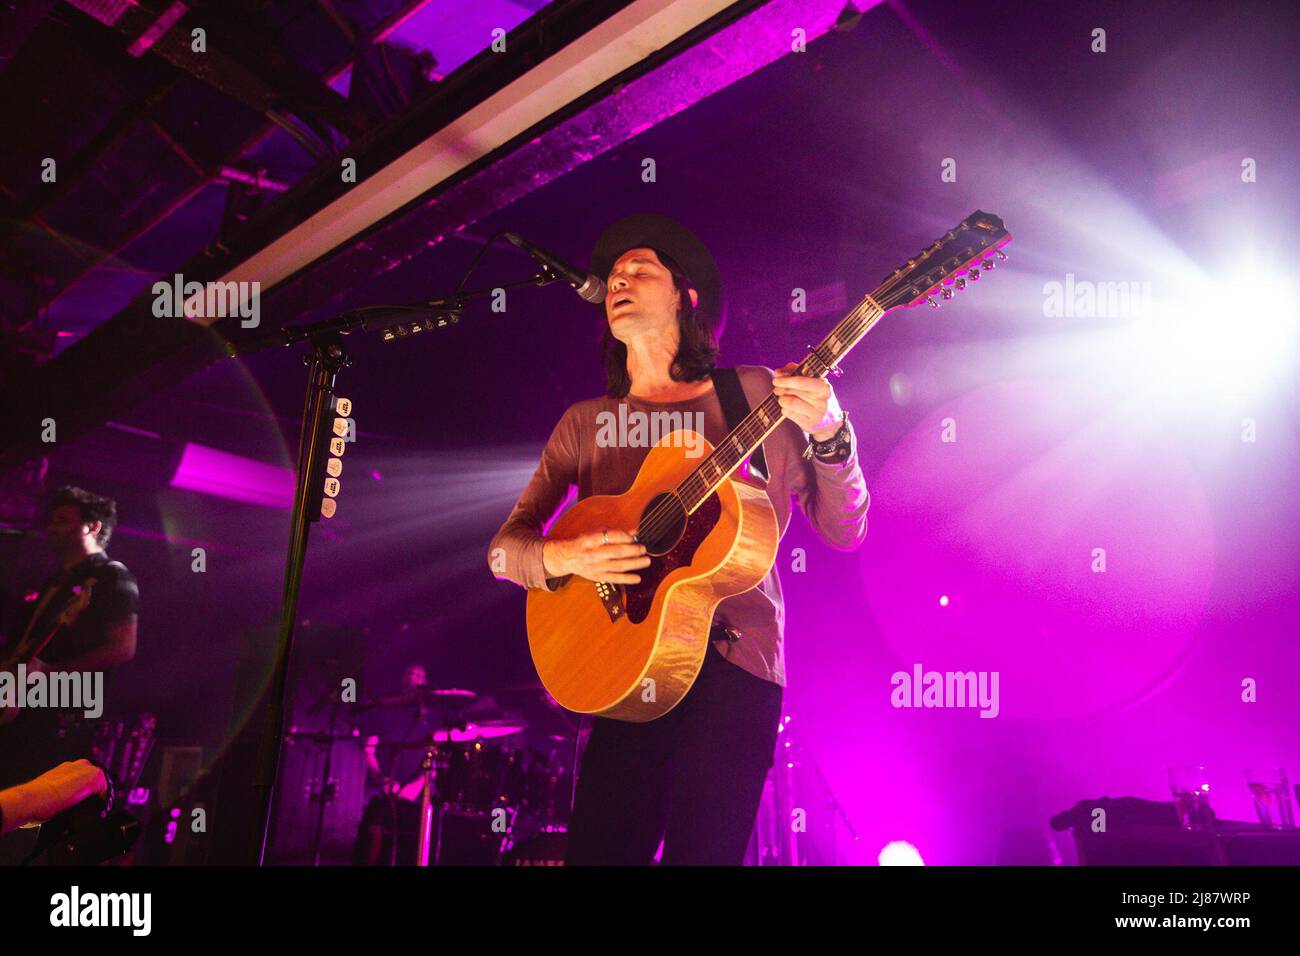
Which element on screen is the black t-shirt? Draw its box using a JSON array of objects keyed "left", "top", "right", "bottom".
[
  {"left": 5, "top": 552, "right": 139, "bottom": 666},
  {"left": 0, "top": 553, "right": 138, "bottom": 788}
]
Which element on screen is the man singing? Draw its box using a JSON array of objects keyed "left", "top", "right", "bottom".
[{"left": 488, "top": 214, "right": 869, "bottom": 865}]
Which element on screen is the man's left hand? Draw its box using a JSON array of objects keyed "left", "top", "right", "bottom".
[{"left": 773, "top": 363, "right": 843, "bottom": 440}]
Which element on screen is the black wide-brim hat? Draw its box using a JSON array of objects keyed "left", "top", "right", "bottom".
[{"left": 589, "top": 213, "right": 724, "bottom": 322}]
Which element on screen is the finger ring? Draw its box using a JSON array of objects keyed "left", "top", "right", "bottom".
[{"left": 602, "top": 530, "right": 609, "bottom": 545}]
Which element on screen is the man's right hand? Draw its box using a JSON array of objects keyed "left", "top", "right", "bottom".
[
  {"left": 543, "top": 530, "right": 651, "bottom": 584},
  {"left": 0, "top": 759, "right": 108, "bottom": 834}
]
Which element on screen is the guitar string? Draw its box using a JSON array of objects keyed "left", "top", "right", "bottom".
[
  {"left": 642, "top": 228, "right": 1007, "bottom": 536},
  {"left": 632, "top": 275, "right": 919, "bottom": 546},
  {"left": 629, "top": 231, "right": 1002, "bottom": 550},
  {"left": 633, "top": 293, "right": 888, "bottom": 546},
  {"left": 633, "top": 265, "right": 921, "bottom": 543}
]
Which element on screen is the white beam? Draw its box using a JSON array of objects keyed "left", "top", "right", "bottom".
[{"left": 197, "top": 0, "right": 738, "bottom": 325}]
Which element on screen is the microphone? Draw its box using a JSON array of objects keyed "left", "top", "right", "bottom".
[{"left": 504, "top": 232, "right": 607, "bottom": 304}]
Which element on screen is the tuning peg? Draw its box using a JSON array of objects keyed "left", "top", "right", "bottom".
[
  {"left": 981, "top": 258, "right": 995, "bottom": 270},
  {"left": 955, "top": 278, "right": 967, "bottom": 291},
  {"left": 968, "top": 268, "right": 981, "bottom": 281},
  {"left": 995, "top": 249, "right": 1008, "bottom": 261},
  {"left": 941, "top": 288, "right": 954, "bottom": 300},
  {"left": 925, "top": 296, "right": 939, "bottom": 308}
]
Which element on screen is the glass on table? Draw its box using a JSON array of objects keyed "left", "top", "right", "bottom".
[
  {"left": 1245, "top": 768, "right": 1295, "bottom": 830},
  {"left": 1167, "top": 765, "right": 1216, "bottom": 830}
]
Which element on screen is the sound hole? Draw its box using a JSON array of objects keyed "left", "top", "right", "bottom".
[
  {"left": 637, "top": 492, "right": 686, "bottom": 556},
  {"left": 624, "top": 492, "right": 721, "bottom": 625}
]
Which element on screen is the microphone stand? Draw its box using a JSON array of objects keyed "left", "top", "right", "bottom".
[
  {"left": 308, "top": 698, "right": 344, "bottom": 867},
  {"left": 226, "top": 268, "right": 570, "bottom": 866}
]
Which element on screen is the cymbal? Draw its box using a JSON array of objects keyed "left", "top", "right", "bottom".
[
  {"left": 479, "top": 682, "right": 546, "bottom": 694},
  {"left": 284, "top": 729, "right": 358, "bottom": 744},
  {"left": 477, "top": 683, "right": 571, "bottom": 715},
  {"left": 376, "top": 720, "right": 530, "bottom": 748},
  {"left": 363, "top": 687, "right": 478, "bottom": 710},
  {"left": 434, "top": 719, "right": 528, "bottom": 742}
]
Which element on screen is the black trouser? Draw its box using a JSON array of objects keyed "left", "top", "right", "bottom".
[{"left": 565, "top": 645, "right": 783, "bottom": 866}]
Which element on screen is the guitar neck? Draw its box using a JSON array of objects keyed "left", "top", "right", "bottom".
[
  {"left": 1, "top": 580, "right": 96, "bottom": 669},
  {"left": 673, "top": 209, "right": 1011, "bottom": 514},
  {"left": 2, "top": 624, "right": 58, "bottom": 670},
  {"left": 677, "top": 292, "right": 887, "bottom": 513}
]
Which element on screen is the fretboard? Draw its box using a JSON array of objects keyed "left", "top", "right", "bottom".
[{"left": 677, "top": 292, "right": 887, "bottom": 513}]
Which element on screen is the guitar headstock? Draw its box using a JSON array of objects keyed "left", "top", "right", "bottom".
[{"left": 874, "top": 210, "right": 1011, "bottom": 310}]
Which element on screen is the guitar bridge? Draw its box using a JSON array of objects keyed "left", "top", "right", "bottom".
[{"left": 594, "top": 581, "right": 625, "bottom": 623}]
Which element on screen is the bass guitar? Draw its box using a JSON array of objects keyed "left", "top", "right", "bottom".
[{"left": 0, "top": 577, "right": 97, "bottom": 725}]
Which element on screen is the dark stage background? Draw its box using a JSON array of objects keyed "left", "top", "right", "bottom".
[{"left": 1, "top": 0, "right": 1297, "bottom": 864}]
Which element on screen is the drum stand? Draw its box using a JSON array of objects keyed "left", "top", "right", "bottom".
[
  {"left": 415, "top": 702, "right": 472, "bottom": 866},
  {"left": 307, "top": 701, "right": 346, "bottom": 867},
  {"left": 416, "top": 745, "right": 441, "bottom": 866}
]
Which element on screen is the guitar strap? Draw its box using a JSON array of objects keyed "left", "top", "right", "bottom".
[
  {"left": 15, "top": 577, "right": 66, "bottom": 649},
  {"left": 709, "top": 367, "right": 767, "bottom": 482},
  {"left": 12, "top": 559, "right": 108, "bottom": 653}
]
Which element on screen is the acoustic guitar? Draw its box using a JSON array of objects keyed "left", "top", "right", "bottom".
[{"left": 527, "top": 211, "right": 1011, "bottom": 721}]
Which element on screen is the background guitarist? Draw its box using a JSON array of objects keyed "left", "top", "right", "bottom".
[
  {"left": 0, "top": 486, "right": 139, "bottom": 793},
  {"left": 489, "top": 215, "right": 869, "bottom": 865}
]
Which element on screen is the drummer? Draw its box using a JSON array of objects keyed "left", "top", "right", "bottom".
[{"left": 351, "top": 663, "right": 443, "bottom": 866}]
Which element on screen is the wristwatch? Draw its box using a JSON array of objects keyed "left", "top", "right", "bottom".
[{"left": 803, "top": 411, "right": 852, "bottom": 463}]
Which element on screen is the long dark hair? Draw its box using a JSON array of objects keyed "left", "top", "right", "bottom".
[{"left": 601, "top": 249, "right": 719, "bottom": 398}]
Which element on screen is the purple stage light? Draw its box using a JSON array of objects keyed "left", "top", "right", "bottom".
[
  {"left": 170, "top": 442, "right": 295, "bottom": 508},
  {"left": 861, "top": 378, "right": 1216, "bottom": 721}
]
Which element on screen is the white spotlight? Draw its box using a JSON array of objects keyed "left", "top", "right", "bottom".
[
  {"left": 1135, "top": 265, "right": 1300, "bottom": 396},
  {"left": 878, "top": 840, "right": 925, "bottom": 866}
]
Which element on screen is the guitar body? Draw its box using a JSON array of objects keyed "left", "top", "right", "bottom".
[{"left": 526, "top": 430, "right": 779, "bottom": 722}]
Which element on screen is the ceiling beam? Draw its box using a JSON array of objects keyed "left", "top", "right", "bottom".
[
  {"left": 188, "top": 0, "right": 745, "bottom": 322},
  {"left": 0, "top": 0, "right": 866, "bottom": 469}
]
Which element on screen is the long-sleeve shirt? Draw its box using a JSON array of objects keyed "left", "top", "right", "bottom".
[{"left": 487, "top": 364, "right": 870, "bottom": 687}]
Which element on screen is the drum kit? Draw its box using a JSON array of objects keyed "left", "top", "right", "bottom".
[{"left": 346, "top": 684, "right": 575, "bottom": 866}]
